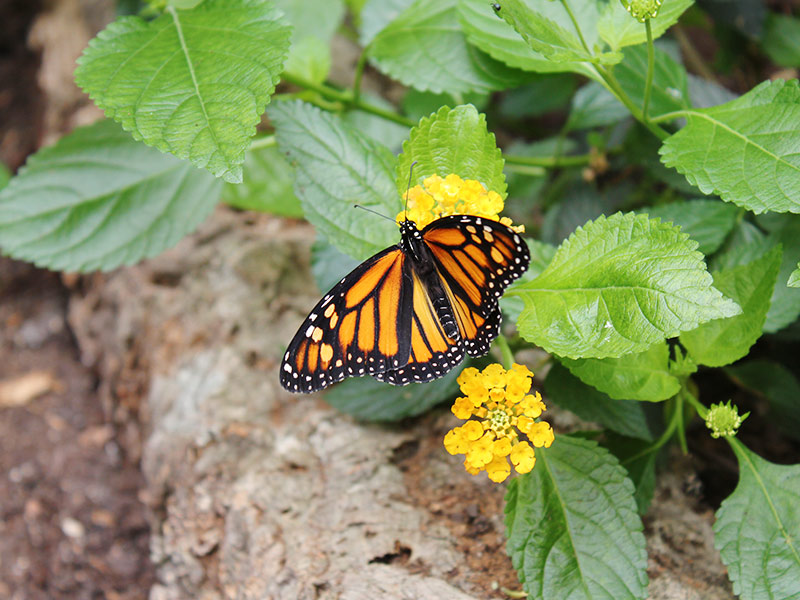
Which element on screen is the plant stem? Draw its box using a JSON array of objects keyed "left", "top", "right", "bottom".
[
  {"left": 675, "top": 390, "right": 688, "bottom": 454},
  {"left": 560, "top": 0, "right": 592, "bottom": 55},
  {"left": 352, "top": 48, "right": 369, "bottom": 106},
  {"left": 598, "top": 68, "right": 670, "bottom": 141},
  {"left": 642, "top": 19, "right": 654, "bottom": 123},
  {"left": 280, "top": 71, "right": 416, "bottom": 128},
  {"left": 248, "top": 134, "right": 276, "bottom": 150},
  {"left": 622, "top": 395, "right": 684, "bottom": 466},
  {"left": 495, "top": 335, "right": 515, "bottom": 370},
  {"left": 649, "top": 109, "right": 691, "bottom": 124},
  {"left": 672, "top": 25, "right": 719, "bottom": 84}
]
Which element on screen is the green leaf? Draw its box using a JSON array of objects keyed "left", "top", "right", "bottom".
[
  {"left": 396, "top": 104, "right": 506, "bottom": 197},
  {"left": 268, "top": 100, "right": 400, "bottom": 261},
  {"left": 0, "top": 163, "right": 10, "bottom": 190},
  {"left": 324, "top": 364, "right": 461, "bottom": 421},
  {"left": 311, "top": 238, "right": 361, "bottom": 293},
  {"left": 457, "top": 0, "right": 598, "bottom": 78},
  {"left": 490, "top": 0, "right": 621, "bottom": 65},
  {"left": 680, "top": 246, "right": 782, "bottom": 367},
  {"left": 711, "top": 220, "right": 769, "bottom": 272},
  {"left": 643, "top": 199, "right": 740, "bottom": 256},
  {"left": 74, "top": 0, "right": 291, "bottom": 184},
  {"left": 515, "top": 212, "right": 741, "bottom": 359},
  {"left": 763, "top": 13, "right": 800, "bottom": 68},
  {"left": 727, "top": 360, "right": 800, "bottom": 442},
  {"left": 343, "top": 93, "right": 410, "bottom": 152},
  {"left": 603, "top": 433, "right": 659, "bottom": 514},
  {"left": 615, "top": 44, "right": 690, "bottom": 118},
  {"left": 597, "top": 0, "right": 694, "bottom": 51},
  {"left": 221, "top": 142, "right": 302, "bottom": 217},
  {"left": 505, "top": 435, "right": 648, "bottom": 599},
  {"left": 0, "top": 120, "right": 221, "bottom": 272},
  {"left": 562, "top": 342, "right": 681, "bottom": 402},
  {"left": 566, "top": 82, "right": 628, "bottom": 131},
  {"left": 498, "top": 74, "right": 577, "bottom": 118},
  {"left": 501, "top": 238, "right": 557, "bottom": 322},
  {"left": 541, "top": 181, "right": 626, "bottom": 245},
  {"left": 763, "top": 216, "right": 800, "bottom": 332},
  {"left": 714, "top": 440, "right": 800, "bottom": 600},
  {"left": 789, "top": 263, "right": 800, "bottom": 288},
  {"left": 275, "top": 0, "right": 344, "bottom": 83},
  {"left": 659, "top": 79, "right": 800, "bottom": 214},
  {"left": 545, "top": 362, "right": 657, "bottom": 441},
  {"left": 359, "top": 0, "right": 415, "bottom": 45},
  {"left": 368, "top": 0, "right": 529, "bottom": 95}
]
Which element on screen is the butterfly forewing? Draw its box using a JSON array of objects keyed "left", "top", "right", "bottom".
[{"left": 280, "top": 247, "right": 413, "bottom": 393}]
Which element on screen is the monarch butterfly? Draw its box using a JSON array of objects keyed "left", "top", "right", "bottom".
[{"left": 280, "top": 214, "right": 530, "bottom": 393}]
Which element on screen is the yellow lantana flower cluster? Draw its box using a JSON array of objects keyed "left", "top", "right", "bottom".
[
  {"left": 444, "top": 363, "right": 554, "bottom": 483},
  {"left": 397, "top": 174, "right": 524, "bottom": 232}
]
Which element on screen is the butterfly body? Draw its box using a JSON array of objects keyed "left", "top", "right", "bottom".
[{"left": 281, "top": 215, "right": 530, "bottom": 393}]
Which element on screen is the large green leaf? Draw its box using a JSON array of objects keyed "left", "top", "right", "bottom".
[
  {"left": 0, "top": 120, "right": 221, "bottom": 272},
  {"left": 505, "top": 435, "right": 648, "bottom": 599},
  {"left": 324, "top": 363, "right": 462, "bottom": 421},
  {"left": 514, "top": 212, "right": 741, "bottom": 359},
  {"left": 714, "top": 440, "right": 800, "bottom": 600},
  {"left": 359, "top": 0, "right": 415, "bottom": 45},
  {"left": 457, "top": 0, "right": 597, "bottom": 78},
  {"left": 597, "top": 0, "right": 694, "bottom": 51},
  {"left": 680, "top": 246, "right": 781, "bottom": 367},
  {"left": 490, "top": 0, "right": 620, "bottom": 66},
  {"left": 545, "top": 362, "right": 657, "bottom": 441},
  {"left": 396, "top": 105, "right": 506, "bottom": 197},
  {"left": 643, "top": 199, "right": 740, "bottom": 256},
  {"left": 368, "top": 0, "right": 529, "bottom": 95},
  {"left": 660, "top": 79, "right": 800, "bottom": 214},
  {"left": 221, "top": 141, "right": 302, "bottom": 217},
  {"left": 75, "top": 0, "right": 291, "bottom": 184},
  {"left": 268, "top": 100, "right": 400, "bottom": 261},
  {"left": 562, "top": 342, "right": 680, "bottom": 402}
]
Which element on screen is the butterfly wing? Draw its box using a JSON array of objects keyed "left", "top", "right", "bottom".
[
  {"left": 280, "top": 246, "right": 414, "bottom": 393},
  {"left": 422, "top": 215, "right": 530, "bottom": 358}
]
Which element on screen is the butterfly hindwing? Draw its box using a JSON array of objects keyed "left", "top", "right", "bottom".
[
  {"left": 281, "top": 246, "right": 414, "bottom": 393},
  {"left": 422, "top": 215, "right": 530, "bottom": 356}
]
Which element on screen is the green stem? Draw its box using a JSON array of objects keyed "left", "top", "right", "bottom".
[
  {"left": 560, "top": 0, "right": 592, "bottom": 55},
  {"left": 675, "top": 390, "right": 688, "bottom": 454},
  {"left": 248, "top": 134, "right": 276, "bottom": 150},
  {"left": 649, "top": 109, "right": 692, "bottom": 124},
  {"left": 622, "top": 395, "right": 684, "bottom": 466},
  {"left": 642, "top": 19, "right": 654, "bottom": 123},
  {"left": 280, "top": 71, "right": 416, "bottom": 128},
  {"left": 352, "top": 47, "right": 369, "bottom": 106},
  {"left": 683, "top": 389, "right": 709, "bottom": 420},
  {"left": 495, "top": 335, "right": 515, "bottom": 370},
  {"left": 598, "top": 68, "right": 670, "bottom": 141}
]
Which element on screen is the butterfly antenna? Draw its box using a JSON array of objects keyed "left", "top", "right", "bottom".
[
  {"left": 353, "top": 204, "right": 395, "bottom": 223},
  {"left": 404, "top": 161, "right": 417, "bottom": 222}
]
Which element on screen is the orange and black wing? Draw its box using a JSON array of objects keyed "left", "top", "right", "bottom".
[
  {"left": 280, "top": 246, "right": 414, "bottom": 393},
  {"left": 422, "top": 215, "right": 530, "bottom": 358}
]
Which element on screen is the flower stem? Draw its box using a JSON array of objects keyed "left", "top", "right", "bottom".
[
  {"left": 642, "top": 19, "right": 654, "bottom": 123},
  {"left": 495, "top": 335, "right": 515, "bottom": 370}
]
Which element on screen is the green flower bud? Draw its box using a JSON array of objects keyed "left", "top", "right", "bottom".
[
  {"left": 705, "top": 400, "right": 749, "bottom": 439},
  {"left": 620, "top": 0, "right": 662, "bottom": 22}
]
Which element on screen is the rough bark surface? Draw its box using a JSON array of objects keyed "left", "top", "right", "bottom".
[{"left": 67, "top": 208, "right": 734, "bottom": 599}]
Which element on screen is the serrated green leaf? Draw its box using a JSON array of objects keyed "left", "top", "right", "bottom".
[
  {"left": 268, "top": 100, "right": 400, "bottom": 261},
  {"left": 221, "top": 142, "right": 302, "bottom": 217},
  {"left": 727, "top": 360, "right": 800, "bottom": 442},
  {"left": 505, "top": 435, "right": 648, "bottom": 599},
  {"left": 359, "top": 0, "right": 415, "bottom": 45},
  {"left": 0, "top": 120, "right": 221, "bottom": 272},
  {"left": 566, "top": 81, "right": 628, "bottom": 131},
  {"left": 275, "top": 0, "right": 344, "bottom": 83},
  {"left": 659, "top": 79, "right": 800, "bottom": 214},
  {"left": 789, "top": 263, "right": 800, "bottom": 287},
  {"left": 597, "top": 0, "right": 694, "bottom": 51},
  {"left": 616, "top": 44, "right": 690, "bottom": 118},
  {"left": 457, "top": 0, "right": 598, "bottom": 78},
  {"left": 714, "top": 440, "right": 800, "bottom": 600},
  {"left": 680, "top": 246, "right": 781, "bottom": 367},
  {"left": 603, "top": 433, "right": 659, "bottom": 514},
  {"left": 396, "top": 105, "right": 506, "bottom": 197},
  {"left": 545, "top": 362, "right": 657, "bottom": 440},
  {"left": 491, "top": 0, "right": 621, "bottom": 66},
  {"left": 324, "top": 363, "right": 461, "bottom": 421},
  {"left": 515, "top": 212, "right": 741, "bottom": 359},
  {"left": 562, "top": 342, "right": 680, "bottom": 401},
  {"left": 763, "top": 13, "right": 800, "bottom": 68},
  {"left": 75, "top": 0, "right": 291, "bottom": 184},
  {"left": 368, "top": 0, "right": 529, "bottom": 95},
  {"left": 644, "top": 199, "right": 740, "bottom": 256}
]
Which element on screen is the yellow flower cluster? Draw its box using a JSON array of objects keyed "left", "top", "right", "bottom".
[
  {"left": 398, "top": 174, "right": 524, "bottom": 232},
  {"left": 444, "top": 363, "right": 554, "bottom": 483}
]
